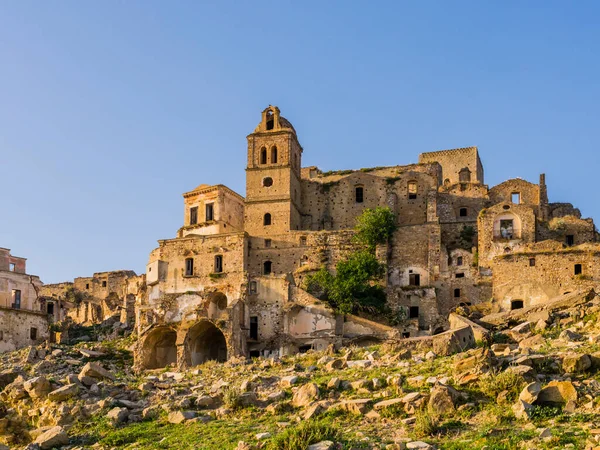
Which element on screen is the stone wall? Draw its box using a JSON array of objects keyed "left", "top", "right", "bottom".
[
  {"left": 418, "top": 147, "right": 483, "bottom": 184},
  {"left": 0, "top": 307, "right": 49, "bottom": 353}
]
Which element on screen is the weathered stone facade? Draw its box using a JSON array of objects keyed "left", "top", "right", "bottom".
[
  {"left": 40, "top": 106, "right": 599, "bottom": 368},
  {"left": 0, "top": 248, "right": 48, "bottom": 352}
]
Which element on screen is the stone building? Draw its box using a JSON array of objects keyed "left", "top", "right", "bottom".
[
  {"left": 37, "top": 105, "right": 595, "bottom": 368},
  {"left": 132, "top": 105, "right": 598, "bottom": 369},
  {"left": 39, "top": 270, "right": 145, "bottom": 327},
  {"left": 0, "top": 248, "right": 48, "bottom": 352}
]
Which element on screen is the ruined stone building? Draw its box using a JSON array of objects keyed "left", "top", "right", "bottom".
[
  {"left": 40, "top": 270, "right": 145, "bottom": 327},
  {"left": 0, "top": 248, "right": 48, "bottom": 352},
  {"left": 133, "top": 105, "right": 598, "bottom": 369}
]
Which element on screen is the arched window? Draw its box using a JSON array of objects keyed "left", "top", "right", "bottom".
[
  {"left": 263, "top": 261, "right": 272, "bottom": 275},
  {"left": 459, "top": 207, "right": 468, "bottom": 217},
  {"left": 266, "top": 110, "right": 274, "bottom": 130},
  {"left": 271, "top": 146, "right": 278, "bottom": 164},
  {"left": 408, "top": 181, "right": 417, "bottom": 199},
  {"left": 263, "top": 213, "right": 272, "bottom": 226},
  {"left": 355, "top": 186, "right": 364, "bottom": 203},
  {"left": 260, "top": 147, "right": 267, "bottom": 165}
]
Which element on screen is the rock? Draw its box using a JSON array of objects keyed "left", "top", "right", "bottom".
[
  {"left": 23, "top": 376, "right": 51, "bottom": 399},
  {"left": 304, "top": 403, "right": 324, "bottom": 420},
  {"left": 79, "top": 362, "right": 115, "bottom": 381},
  {"left": 48, "top": 384, "right": 79, "bottom": 402},
  {"left": 510, "top": 322, "right": 532, "bottom": 341},
  {"left": 78, "top": 348, "right": 105, "bottom": 358},
  {"left": 560, "top": 329, "right": 583, "bottom": 341},
  {"left": 562, "top": 353, "right": 592, "bottom": 373},
  {"left": 0, "top": 370, "right": 20, "bottom": 390},
  {"left": 519, "top": 382, "right": 541, "bottom": 404},
  {"left": 512, "top": 399, "right": 533, "bottom": 420},
  {"left": 327, "top": 377, "right": 341, "bottom": 389},
  {"left": 168, "top": 410, "right": 196, "bottom": 424},
  {"left": 308, "top": 441, "right": 334, "bottom": 450},
  {"left": 425, "top": 351, "right": 436, "bottom": 360},
  {"left": 346, "top": 360, "right": 371, "bottom": 368},
  {"left": 142, "top": 406, "right": 161, "bottom": 420},
  {"left": 341, "top": 398, "right": 371, "bottom": 415},
  {"left": 428, "top": 384, "right": 458, "bottom": 415},
  {"left": 325, "top": 359, "right": 346, "bottom": 371},
  {"left": 454, "top": 348, "right": 492, "bottom": 374},
  {"left": 406, "top": 442, "right": 435, "bottom": 449},
  {"left": 292, "top": 383, "right": 319, "bottom": 407},
  {"left": 536, "top": 381, "right": 578, "bottom": 404},
  {"left": 506, "top": 365, "right": 537, "bottom": 382},
  {"left": 518, "top": 334, "right": 545, "bottom": 350},
  {"left": 373, "top": 398, "right": 404, "bottom": 410},
  {"left": 350, "top": 379, "right": 371, "bottom": 390},
  {"left": 33, "top": 426, "right": 69, "bottom": 449},
  {"left": 280, "top": 375, "right": 299, "bottom": 387},
  {"left": 238, "top": 392, "right": 259, "bottom": 407},
  {"left": 255, "top": 432, "right": 271, "bottom": 440},
  {"left": 401, "top": 392, "right": 422, "bottom": 403},
  {"left": 196, "top": 395, "right": 215, "bottom": 407},
  {"left": 107, "top": 407, "right": 129, "bottom": 424},
  {"left": 538, "top": 428, "right": 552, "bottom": 439}
]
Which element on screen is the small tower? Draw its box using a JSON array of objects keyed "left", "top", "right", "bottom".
[{"left": 244, "top": 106, "right": 303, "bottom": 235}]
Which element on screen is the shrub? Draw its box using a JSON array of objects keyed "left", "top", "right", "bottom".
[
  {"left": 478, "top": 369, "right": 525, "bottom": 402},
  {"left": 267, "top": 419, "right": 341, "bottom": 450},
  {"left": 354, "top": 206, "right": 397, "bottom": 249},
  {"left": 413, "top": 409, "right": 439, "bottom": 438},
  {"left": 222, "top": 386, "right": 243, "bottom": 410}
]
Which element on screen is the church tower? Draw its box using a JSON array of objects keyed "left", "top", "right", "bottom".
[{"left": 244, "top": 106, "right": 303, "bottom": 235}]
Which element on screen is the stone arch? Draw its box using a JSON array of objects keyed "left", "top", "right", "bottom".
[
  {"left": 493, "top": 212, "right": 522, "bottom": 240},
  {"left": 184, "top": 320, "right": 228, "bottom": 366},
  {"left": 140, "top": 326, "right": 178, "bottom": 369}
]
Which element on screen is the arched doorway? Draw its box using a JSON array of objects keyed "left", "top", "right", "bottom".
[
  {"left": 186, "top": 321, "right": 227, "bottom": 366},
  {"left": 511, "top": 300, "right": 524, "bottom": 310},
  {"left": 142, "top": 327, "right": 177, "bottom": 369}
]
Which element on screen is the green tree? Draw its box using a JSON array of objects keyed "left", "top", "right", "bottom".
[
  {"left": 304, "top": 250, "right": 386, "bottom": 315},
  {"left": 354, "top": 206, "right": 397, "bottom": 249}
]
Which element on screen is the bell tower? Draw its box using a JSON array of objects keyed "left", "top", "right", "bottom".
[{"left": 244, "top": 106, "right": 303, "bottom": 235}]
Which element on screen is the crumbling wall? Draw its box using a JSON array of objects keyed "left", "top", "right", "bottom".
[{"left": 0, "top": 307, "right": 49, "bottom": 353}]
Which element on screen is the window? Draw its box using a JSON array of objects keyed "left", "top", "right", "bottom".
[
  {"left": 459, "top": 208, "right": 468, "bottom": 217},
  {"left": 30, "top": 327, "right": 37, "bottom": 340},
  {"left": 454, "top": 288, "right": 461, "bottom": 298},
  {"left": 300, "top": 236, "right": 307, "bottom": 246},
  {"left": 86, "top": 283, "right": 90, "bottom": 290},
  {"left": 9, "top": 263, "right": 15, "bottom": 272},
  {"left": 102, "top": 281, "right": 107, "bottom": 287},
  {"left": 402, "top": 332, "right": 410, "bottom": 338},
  {"left": 457, "top": 256, "right": 463, "bottom": 266},
  {"left": 355, "top": 186, "right": 364, "bottom": 203},
  {"left": 574, "top": 264, "right": 582, "bottom": 275},
  {"left": 260, "top": 147, "right": 267, "bottom": 164},
  {"left": 250, "top": 316, "right": 259, "bottom": 340},
  {"left": 0, "top": 331, "right": 3, "bottom": 341},
  {"left": 249, "top": 281, "right": 258, "bottom": 294},
  {"left": 214, "top": 255, "right": 223, "bottom": 273},
  {"left": 529, "top": 258, "right": 536, "bottom": 267},
  {"left": 271, "top": 146, "right": 278, "bottom": 163},
  {"left": 408, "top": 181, "right": 417, "bottom": 199},
  {"left": 264, "top": 239, "right": 272, "bottom": 248},
  {"left": 459, "top": 168, "right": 471, "bottom": 182},
  {"left": 566, "top": 235, "right": 574, "bottom": 246},
  {"left": 47, "top": 303, "right": 54, "bottom": 315},
  {"left": 185, "top": 258, "right": 194, "bottom": 276},
  {"left": 263, "top": 177, "right": 273, "bottom": 187},
  {"left": 455, "top": 273, "right": 465, "bottom": 278},
  {"left": 499, "top": 219, "right": 514, "bottom": 239},
  {"left": 12, "top": 290, "right": 21, "bottom": 309},
  {"left": 266, "top": 110, "right": 274, "bottom": 130},
  {"left": 511, "top": 300, "right": 524, "bottom": 310},
  {"left": 263, "top": 213, "right": 272, "bottom": 226},
  {"left": 190, "top": 207, "right": 198, "bottom": 225},
  {"left": 205, "top": 203, "right": 214, "bottom": 221},
  {"left": 263, "top": 261, "right": 272, "bottom": 275},
  {"left": 409, "top": 273, "right": 420, "bottom": 286},
  {"left": 409, "top": 306, "right": 419, "bottom": 319},
  {"left": 511, "top": 192, "right": 521, "bottom": 204}
]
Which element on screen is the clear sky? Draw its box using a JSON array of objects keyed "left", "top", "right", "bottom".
[{"left": 1, "top": 1, "right": 598, "bottom": 283}]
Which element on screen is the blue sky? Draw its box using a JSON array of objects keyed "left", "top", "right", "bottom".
[{"left": 1, "top": 1, "right": 598, "bottom": 283}]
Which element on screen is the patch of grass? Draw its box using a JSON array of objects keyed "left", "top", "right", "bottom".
[
  {"left": 413, "top": 409, "right": 439, "bottom": 438},
  {"left": 266, "top": 419, "right": 341, "bottom": 450},
  {"left": 478, "top": 370, "right": 525, "bottom": 402}
]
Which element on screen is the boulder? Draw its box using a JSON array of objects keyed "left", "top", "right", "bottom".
[
  {"left": 512, "top": 399, "right": 533, "bottom": 420},
  {"left": 168, "top": 410, "right": 197, "bottom": 424},
  {"left": 292, "top": 383, "right": 319, "bottom": 407},
  {"left": 518, "top": 334, "right": 545, "bottom": 350},
  {"left": 341, "top": 398, "right": 371, "bottom": 415},
  {"left": 79, "top": 362, "right": 115, "bottom": 381},
  {"left": 559, "top": 329, "right": 582, "bottom": 342},
  {"left": 48, "top": 384, "right": 79, "bottom": 402},
  {"left": 428, "top": 384, "right": 459, "bottom": 415},
  {"left": 23, "top": 376, "right": 51, "bottom": 399},
  {"left": 308, "top": 441, "right": 335, "bottom": 450},
  {"left": 374, "top": 398, "right": 404, "bottom": 410},
  {"left": 562, "top": 353, "right": 592, "bottom": 373},
  {"left": 325, "top": 359, "right": 346, "bottom": 372},
  {"left": 33, "top": 426, "right": 69, "bottom": 449},
  {"left": 519, "top": 382, "right": 541, "bottom": 404},
  {"left": 280, "top": 375, "right": 299, "bottom": 387},
  {"left": 536, "top": 381, "right": 577, "bottom": 404},
  {"left": 107, "top": 407, "right": 129, "bottom": 424}
]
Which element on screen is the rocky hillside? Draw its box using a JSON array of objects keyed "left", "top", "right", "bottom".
[{"left": 3, "top": 292, "right": 600, "bottom": 449}]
